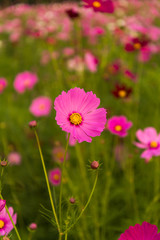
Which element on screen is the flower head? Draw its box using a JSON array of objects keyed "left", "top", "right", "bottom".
[
  {"left": 0, "top": 78, "right": 7, "bottom": 94},
  {"left": 66, "top": 9, "right": 79, "bottom": 19},
  {"left": 29, "top": 96, "right": 52, "bottom": 117},
  {"left": 7, "top": 152, "right": 21, "bottom": 165},
  {"left": 118, "top": 221, "right": 160, "bottom": 240},
  {"left": 112, "top": 84, "right": 132, "bottom": 99},
  {"left": 107, "top": 116, "right": 132, "bottom": 137},
  {"left": 134, "top": 127, "right": 160, "bottom": 162},
  {"left": 84, "top": 52, "right": 98, "bottom": 73},
  {"left": 0, "top": 207, "right": 17, "bottom": 236},
  {"left": 83, "top": 0, "right": 114, "bottom": 13},
  {"left": 125, "top": 37, "right": 149, "bottom": 52},
  {"left": 54, "top": 88, "right": 107, "bottom": 143},
  {"left": 14, "top": 71, "right": 38, "bottom": 94},
  {"left": 48, "top": 168, "right": 61, "bottom": 186},
  {"left": 52, "top": 146, "right": 69, "bottom": 163}
]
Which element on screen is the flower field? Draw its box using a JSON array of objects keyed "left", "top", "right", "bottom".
[{"left": 1, "top": 0, "right": 160, "bottom": 239}]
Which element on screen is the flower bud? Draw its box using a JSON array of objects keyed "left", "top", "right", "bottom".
[
  {"left": 29, "top": 121, "right": 37, "bottom": 128},
  {"left": 69, "top": 197, "right": 75, "bottom": 204},
  {"left": 91, "top": 161, "right": 99, "bottom": 169},
  {"left": 1, "top": 161, "right": 8, "bottom": 167},
  {"left": 29, "top": 223, "right": 37, "bottom": 231}
]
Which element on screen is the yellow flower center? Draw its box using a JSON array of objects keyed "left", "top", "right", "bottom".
[
  {"left": 115, "top": 125, "right": 122, "bottom": 132},
  {"left": 53, "top": 174, "right": 60, "bottom": 181},
  {"left": 92, "top": 1, "right": 101, "bottom": 8},
  {"left": 56, "top": 152, "right": 64, "bottom": 159},
  {"left": 39, "top": 104, "right": 45, "bottom": 110},
  {"left": 0, "top": 220, "right": 4, "bottom": 229},
  {"left": 134, "top": 43, "right": 141, "bottom": 50},
  {"left": 24, "top": 79, "right": 30, "bottom": 87},
  {"left": 0, "top": 84, "right": 4, "bottom": 91},
  {"left": 118, "top": 90, "right": 127, "bottom": 98},
  {"left": 70, "top": 113, "right": 82, "bottom": 125},
  {"left": 150, "top": 141, "right": 158, "bottom": 148}
]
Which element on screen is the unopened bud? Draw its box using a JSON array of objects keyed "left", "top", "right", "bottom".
[
  {"left": 91, "top": 161, "right": 99, "bottom": 169},
  {"left": 1, "top": 161, "right": 8, "bottom": 167},
  {"left": 69, "top": 197, "right": 75, "bottom": 204},
  {"left": 29, "top": 223, "right": 37, "bottom": 230},
  {"left": 29, "top": 121, "right": 37, "bottom": 128}
]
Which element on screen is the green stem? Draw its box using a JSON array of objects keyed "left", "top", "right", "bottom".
[
  {"left": 0, "top": 194, "right": 21, "bottom": 240},
  {"left": 65, "top": 232, "right": 68, "bottom": 240},
  {"left": 63, "top": 170, "right": 98, "bottom": 234},
  {"left": 59, "top": 134, "right": 70, "bottom": 228},
  {"left": 34, "top": 130, "right": 60, "bottom": 233}
]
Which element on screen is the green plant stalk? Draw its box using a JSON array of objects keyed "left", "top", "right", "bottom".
[
  {"left": 34, "top": 130, "right": 60, "bottom": 233},
  {"left": 59, "top": 133, "right": 70, "bottom": 230},
  {"left": 63, "top": 170, "right": 99, "bottom": 234},
  {"left": 0, "top": 194, "right": 21, "bottom": 240}
]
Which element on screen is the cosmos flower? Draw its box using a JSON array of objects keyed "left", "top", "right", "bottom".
[
  {"left": 0, "top": 78, "right": 7, "bottom": 94},
  {"left": 107, "top": 116, "right": 132, "bottom": 137},
  {"left": 66, "top": 9, "right": 79, "bottom": 19},
  {"left": 0, "top": 207, "right": 17, "bottom": 236},
  {"left": 14, "top": 71, "right": 38, "bottom": 94},
  {"left": 125, "top": 37, "right": 149, "bottom": 52},
  {"left": 48, "top": 168, "right": 61, "bottom": 186},
  {"left": 29, "top": 96, "right": 52, "bottom": 117},
  {"left": 118, "top": 221, "right": 160, "bottom": 240},
  {"left": 134, "top": 127, "right": 160, "bottom": 162},
  {"left": 54, "top": 88, "right": 107, "bottom": 143},
  {"left": 7, "top": 152, "right": 21, "bottom": 165},
  {"left": 83, "top": 0, "right": 114, "bottom": 13},
  {"left": 112, "top": 84, "right": 132, "bottom": 99},
  {"left": 84, "top": 52, "right": 98, "bottom": 72},
  {"left": 52, "top": 146, "right": 69, "bottom": 163}
]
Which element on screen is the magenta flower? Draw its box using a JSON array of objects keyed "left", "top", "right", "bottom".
[
  {"left": 7, "top": 152, "right": 21, "bottom": 165},
  {"left": 118, "top": 221, "right": 160, "bottom": 240},
  {"left": 0, "top": 207, "right": 17, "bottom": 236},
  {"left": 0, "top": 78, "right": 7, "bottom": 94},
  {"left": 54, "top": 88, "right": 107, "bottom": 143},
  {"left": 107, "top": 116, "right": 132, "bottom": 137},
  {"left": 29, "top": 96, "right": 52, "bottom": 117},
  {"left": 83, "top": 0, "right": 114, "bottom": 13},
  {"left": 84, "top": 52, "right": 98, "bottom": 73},
  {"left": 134, "top": 127, "right": 160, "bottom": 162},
  {"left": 14, "top": 71, "right": 38, "bottom": 94},
  {"left": 0, "top": 200, "right": 6, "bottom": 212},
  {"left": 48, "top": 168, "right": 61, "bottom": 186}
]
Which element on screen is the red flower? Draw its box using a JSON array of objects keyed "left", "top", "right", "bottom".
[
  {"left": 66, "top": 9, "right": 80, "bottom": 19},
  {"left": 112, "top": 84, "right": 132, "bottom": 99},
  {"left": 125, "top": 37, "right": 149, "bottom": 52},
  {"left": 82, "top": 0, "right": 114, "bottom": 13}
]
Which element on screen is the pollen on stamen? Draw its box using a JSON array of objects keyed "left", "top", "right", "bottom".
[
  {"left": 92, "top": 1, "right": 101, "bottom": 8},
  {"left": 69, "top": 113, "right": 82, "bottom": 125},
  {"left": 115, "top": 125, "right": 122, "bottom": 132}
]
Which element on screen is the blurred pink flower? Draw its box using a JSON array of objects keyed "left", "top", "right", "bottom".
[
  {"left": 29, "top": 223, "right": 37, "bottom": 230},
  {"left": 107, "top": 116, "right": 132, "bottom": 137},
  {"left": 124, "top": 69, "right": 137, "bottom": 82},
  {"left": 0, "top": 207, "right": 17, "bottom": 236},
  {"left": 118, "top": 221, "right": 160, "bottom": 240},
  {"left": 83, "top": 0, "right": 114, "bottom": 13},
  {"left": 52, "top": 146, "right": 69, "bottom": 163},
  {"left": 0, "top": 78, "right": 7, "bottom": 94},
  {"left": 29, "top": 96, "right": 52, "bottom": 117},
  {"left": 14, "top": 71, "right": 38, "bottom": 94},
  {"left": 7, "top": 152, "right": 21, "bottom": 165},
  {"left": 134, "top": 127, "right": 160, "bottom": 162},
  {"left": 48, "top": 168, "right": 61, "bottom": 186},
  {"left": 54, "top": 87, "right": 107, "bottom": 143},
  {"left": 63, "top": 47, "right": 74, "bottom": 57},
  {"left": 84, "top": 52, "right": 98, "bottom": 72}
]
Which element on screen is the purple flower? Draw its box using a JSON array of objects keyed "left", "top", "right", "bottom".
[{"left": 107, "top": 116, "right": 132, "bottom": 137}]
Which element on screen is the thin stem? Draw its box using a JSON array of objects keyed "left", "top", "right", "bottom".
[
  {"left": 0, "top": 194, "right": 21, "bottom": 240},
  {"left": 63, "top": 170, "right": 98, "bottom": 234},
  {"left": 59, "top": 134, "right": 70, "bottom": 228},
  {"left": 65, "top": 232, "right": 68, "bottom": 240},
  {"left": 34, "top": 130, "right": 60, "bottom": 233}
]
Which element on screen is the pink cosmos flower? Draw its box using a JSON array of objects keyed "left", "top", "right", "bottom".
[
  {"left": 134, "top": 127, "right": 160, "bottom": 162},
  {"left": 83, "top": 0, "right": 114, "bottom": 13},
  {"left": 54, "top": 88, "right": 107, "bottom": 143},
  {"left": 29, "top": 96, "right": 52, "bottom": 117},
  {"left": 7, "top": 152, "right": 21, "bottom": 165},
  {"left": 52, "top": 146, "right": 69, "bottom": 163},
  {"left": 84, "top": 52, "right": 98, "bottom": 72},
  {"left": 0, "top": 200, "right": 6, "bottom": 212},
  {"left": 0, "top": 207, "right": 17, "bottom": 236},
  {"left": 14, "top": 71, "right": 38, "bottom": 94},
  {"left": 0, "top": 78, "right": 7, "bottom": 94},
  {"left": 107, "top": 116, "right": 132, "bottom": 137},
  {"left": 48, "top": 168, "right": 61, "bottom": 186},
  {"left": 118, "top": 221, "right": 160, "bottom": 240}
]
